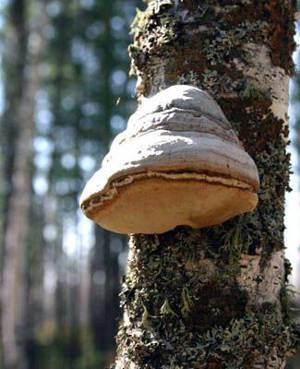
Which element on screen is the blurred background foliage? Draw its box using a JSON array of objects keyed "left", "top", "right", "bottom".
[
  {"left": 0, "top": 0, "right": 142, "bottom": 368},
  {"left": 0, "top": 0, "right": 299, "bottom": 369},
  {"left": 288, "top": 13, "right": 300, "bottom": 368}
]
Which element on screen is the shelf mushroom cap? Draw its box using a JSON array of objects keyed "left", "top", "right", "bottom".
[{"left": 80, "top": 85, "right": 259, "bottom": 234}]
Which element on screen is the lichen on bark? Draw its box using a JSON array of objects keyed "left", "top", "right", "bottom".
[{"left": 114, "top": 1, "right": 298, "bottom": 368}]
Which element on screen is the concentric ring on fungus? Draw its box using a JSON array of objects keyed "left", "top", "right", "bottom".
[{"left": 80, "top": 85, "right": 259, "bottom": 234}]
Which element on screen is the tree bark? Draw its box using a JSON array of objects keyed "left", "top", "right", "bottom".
[
  {"left": 1, "top": 1, "right": 47, "bottom": 368},
  {"left": 114, "top": 1, "right": 297, "bottom": 369}
]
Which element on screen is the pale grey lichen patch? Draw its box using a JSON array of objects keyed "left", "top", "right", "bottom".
[
  {"left": 238, "top": 250, "right": 284, "bottom": 307},
  {"left": 234, "top": 43, "right": 289, "bottom": 126}
]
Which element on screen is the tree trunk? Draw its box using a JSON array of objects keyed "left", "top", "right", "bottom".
[
  {"left": 114, "top": 1, "right": 297, "bottom": 369},
  {"left": 25, "top": 198, "right": 45, "bottom": 368},
  {"left": 0, "top": 0, "right": 27, "bottom": 279},
  {"left": 1, "top": 1, "right": 47, "bottom": 368}
]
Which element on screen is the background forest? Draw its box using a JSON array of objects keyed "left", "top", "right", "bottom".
[{"left": 0, "top": 1, "right": 299, "bottom": 369}]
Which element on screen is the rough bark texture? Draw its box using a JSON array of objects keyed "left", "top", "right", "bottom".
[{"left": 114, "top": 1, "right": 298, "bottom": 369}]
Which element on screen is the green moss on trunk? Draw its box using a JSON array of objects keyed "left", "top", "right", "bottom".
[
  {"left": 114, "top": 1, "right": 298, "bottom": 368},
  {"left": 116, "top": 233, "right": 295, "bottom": 369}
]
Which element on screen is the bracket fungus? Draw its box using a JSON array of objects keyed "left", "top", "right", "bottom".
[{"left": 80, "top": 85, "right": 259, "bottom": 234}]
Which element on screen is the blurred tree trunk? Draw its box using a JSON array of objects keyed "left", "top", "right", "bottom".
[
  {"left": 0, "top": 0, "right": 27, "bottom": 276},
  {"left": 0, "top": 0, "right": 29, "bottom": 367},
  {"left": 1, "top": 1, "right": 47, "bottom": 368},
  {"left": 115, "top": 2, "right": 297, "bottom": 369},
  {"left": 90, "top": 230, "right": 121, "bottom": 354},
  {"left": 48, "top": 22, "right": 68, "bottom": 337},
  {"left": 26, "top": 198, "right": 46, "bottom": 368},
  {"left": 90, "top": 0, "right": 121, "bottom": 356}
]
